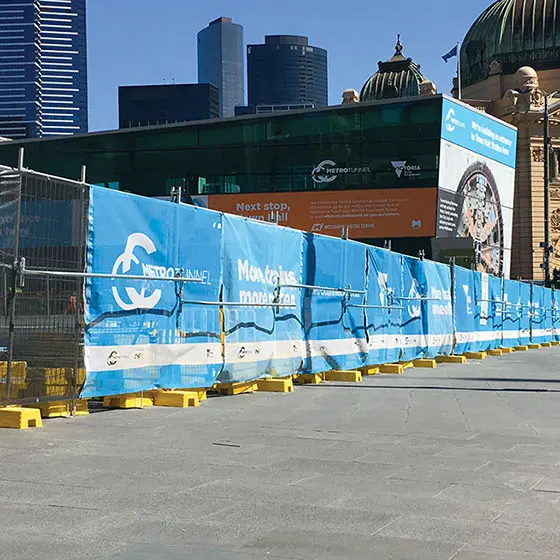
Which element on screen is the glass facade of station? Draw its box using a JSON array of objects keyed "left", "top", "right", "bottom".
[{"left": 0, "top": 96, "right": 442, "bottom": 196}]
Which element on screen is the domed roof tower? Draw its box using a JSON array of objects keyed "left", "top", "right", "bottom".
[
  {"left": 462, "top": 0, "right": 560, "bottom": 88},
  {"left": 360, "top": 36, "right": 428, "bottom": 102}
]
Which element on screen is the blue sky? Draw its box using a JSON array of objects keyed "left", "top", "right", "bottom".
[{"left": 87, "top": 0, "right": 493, "bottom": 132}]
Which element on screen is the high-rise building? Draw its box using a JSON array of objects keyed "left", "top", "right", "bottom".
[
  {"left": 246, "top": 35, "right": 328, "bottom": 110},
  {"left": 0, "top": 0, "right": 88, "bottom": 139},
  {"left": 119, "top": 84, "right": 220, "bottom": 128},
  {"left": 197, "top": 17, "right": 244, "bottom": 118}
]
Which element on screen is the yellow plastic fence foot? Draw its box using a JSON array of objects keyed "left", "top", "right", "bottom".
[
  {"left": 413, "top": 359, "right": 437, "bottom": 369},
  {"left": 541, "top": 342, "right": 553, "bottom": 348},
  {"left": 324, "top": 370, "right": 362, "bottom": 382},
  {"left": 0, "top": 407, "right": 42, "bottom": 429},
  {"left": 103, "top": 393, "right": 153, "bottom": 409},
  {"left": 464, "top": 352, "right": 488, "bottom": 360},
  {"left": 500, "top": 348, "right": 514, "bottom": 354},
  {"left": 256, "top": 378, "right": 294, "bottom": 393},
  {"left": 73, "top": 400, "right": 90, "bottom": 416},
  {"left": 152, "top": 390, "right": 199, "bottom": 408},
  {"left": 401, "top": 362, "right": 415, "bottom": 370},
  {"left": 294, "top": 373, "right": 324, "bottom": 385},
  {"left": 528, "top": 344, "right": 542, "bottom": 350},
  {"left": 379, "top": 364, "right": 404, "bottom": 375},
  {"left": 436, "top": 355, "right": 467, "bottom": 364},
  {"left": 551, "top": 341, "right": 560, "bottom": 346},
  {"left": 216, "top": 381, "right": 258, "bottom": 396},
  {"left": 26, "top": 400, "right": 89, "bottom": 418},
  {"left": 359, "top": 366, "right": 380, "bottom": 376},
  {"left": 178, "top": 389, "right": 207, "bottom": 401},
  {"left": 488, "top": 349, "right": 504, "bottom": 357},
  {"left": 514, "top": 346, "right": 529, "bottom": 352}
]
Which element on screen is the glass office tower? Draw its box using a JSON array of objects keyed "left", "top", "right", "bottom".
[
  {"left": 0, "top": 0, "right": 88, "bottom": 139},
  {"left": 247, "top": 35, "right": 328, "bottom": 109},
  {"left": 197, "top": 17, "right": 244, "bottom": 118}
]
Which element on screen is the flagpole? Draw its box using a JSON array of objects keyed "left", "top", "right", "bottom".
[{"left": 457, "top": 41, "right": 462, "bottom": 100}]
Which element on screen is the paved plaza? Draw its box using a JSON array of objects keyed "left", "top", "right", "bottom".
[{"left": 2, "top": 350, "right": 560, "bottom": 559}]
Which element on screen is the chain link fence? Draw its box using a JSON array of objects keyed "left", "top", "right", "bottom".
[{"left": 0, "top": 165, "right": 89, "bottom": 406}]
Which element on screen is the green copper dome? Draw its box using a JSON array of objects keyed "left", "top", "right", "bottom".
[
  {"left": 360, "top": 37, "right": 426, "bottom": 102},
  {"left": 462, "top": 0, "right": 560, "bottom": 87}
]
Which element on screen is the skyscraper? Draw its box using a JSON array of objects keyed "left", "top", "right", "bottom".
[
  {"left": 247, "top": 35, "right": 328, "bottom": 110},
  {"left": 0, "top": 0, "right": 88, "bottom": 139},
  {"left": 197, "top": 17, "right": 244, "bottom": 118}
]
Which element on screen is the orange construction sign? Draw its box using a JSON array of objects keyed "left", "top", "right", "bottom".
[{"left": 193, "top": 188, "right": 437, "bottom": 239}]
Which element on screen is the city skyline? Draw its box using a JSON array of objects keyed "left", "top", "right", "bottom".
[{"left": 86, "top": 0, "right": 491, "bottom": 132}]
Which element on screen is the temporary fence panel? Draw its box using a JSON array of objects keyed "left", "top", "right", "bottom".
[
  {"left": 366, "top": 247, "right": 403, "bottom": 365},
  {"left": 502, "top": 279, "right": 521, "bottom": 348},
  {"left": 0, "top": 169, "right": 89, "bottom": 405},
  {"left": 469, "top": 271, "right": 502, "bottom": 352},
  {"left": 518, "top": 282, "right": 532, "bottom": 346},
  {"left": 301, "top": 234, "right": 367, "bottom": 374},
  {"left": 0, "top": 169, "right": 22, "bottom": 403},
  {"left": 530, "top": 285, "right": 552, "bottom": 345},
  {"left": 399, "top": 254, "right": 424, "bottom": 362},
  {"left": 542, "top": 288, "right": 554, "bottom": 343},
  {"left": 220, "top": 215, "right": 303, "bottom": 383},
  {"left": 453, "top": 265, "right": 477, "bottom": 355},
  {"left": 402, "top": 256, "right": 454, "bottom": 359},
  {"left": 83, "top": 187, "right": 223, "bottom": 397},
  {"left": 487, "top": 274, "right": 504, "bottom": 350}
]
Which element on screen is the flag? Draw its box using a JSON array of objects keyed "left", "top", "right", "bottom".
[{"left": 442, "top": 45, "right": 458, "bottom": 63}]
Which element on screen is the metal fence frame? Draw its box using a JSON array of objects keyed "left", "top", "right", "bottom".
[{"left": 0, "top": 158, "right": 90, "bottom": 410}]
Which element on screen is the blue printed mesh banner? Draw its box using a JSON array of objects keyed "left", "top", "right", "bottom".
[
  {"left": 531, "top": 285, "right": 553, "bottom": 344},
  {"left": 518, "top": 282, "right": 532, "bottom": 346},
  {"left": 220, "top": 215, "right": 304, "bottom": 383},
  {"left": 81, "top": 188, "right": 560, "bottom": 395},
  {"left": 402, "top": 256, "right": 453, "bottom": 360},
  {"left": 502, "top": 279, "right": 521, "bottom": 348},
  {"left": 488, "top": 274, "right": 504, "bottom": 350},
  {"left": 453, "top": 265, "right": 478, "bottom": 355},
  {"left": 471, "top": 271, "right": 502, "bottom": 352},
  {"left": 366, "top": 247, "right": 403, "bottom": 365},
  {"left": 542, "top": 288, "right": 554, "bottom": 343},
  {"left": 301, "top": 235, "right": 367, "bottom": 374},
  {"left": 82, "top": 187, "right": 223, "bottom": 397}
]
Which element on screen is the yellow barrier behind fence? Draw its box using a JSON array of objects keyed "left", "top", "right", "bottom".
[{"left": 0, "top": 364, "right": 86, "bottom": 401}]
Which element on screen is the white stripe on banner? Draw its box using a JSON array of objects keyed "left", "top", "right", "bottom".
[
  {"left": 225, "top": 340, "right": 304, "bottom": 365},
  {"left": 456, "top": 331, "right": 502, "bottom": 343},
  {"left": 368, "top": 334, "right": 454, "bottom": 350},
  {"left": 85, "top": 342, "right": 223, "bottom": 373},
  {"left": 304, "top": 338, "right": 369, "bottom": 358},
  {"left": 532, "top": 328, "right": 554, "bottom": 337}
]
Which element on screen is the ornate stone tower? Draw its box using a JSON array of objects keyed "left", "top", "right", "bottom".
[{"left": 460, "top": 0, "right": 560, "bottom": 280}]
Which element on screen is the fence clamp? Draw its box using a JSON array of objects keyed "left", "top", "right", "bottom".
[{"left": 15, "top": 256, "right": 25, "bottom": 289}]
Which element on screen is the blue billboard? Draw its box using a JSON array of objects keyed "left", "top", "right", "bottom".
[{"left": 441, "top": 97, "right": 517, "bottom": 168}]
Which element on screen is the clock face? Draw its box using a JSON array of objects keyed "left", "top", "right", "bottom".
[{"left": 455, "top": 162, "right": 504, "bottom": 276}]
